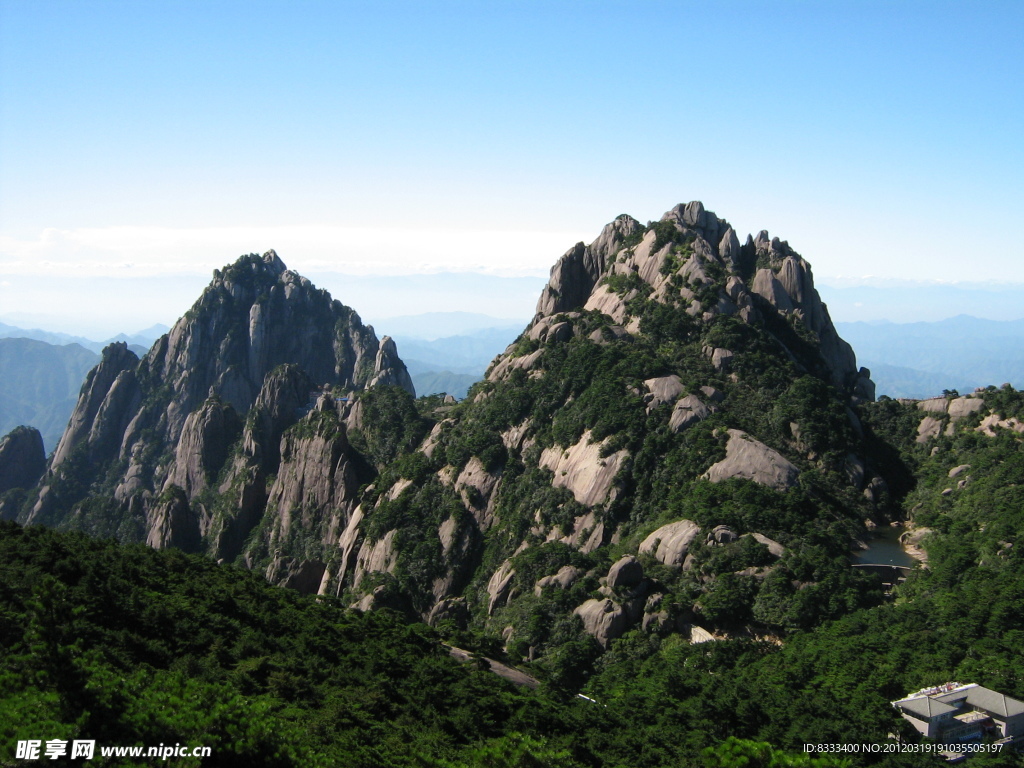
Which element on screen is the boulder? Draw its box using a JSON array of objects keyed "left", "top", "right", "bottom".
[
  {"left": 606, "top": 555, "right": 644, "bottom": 588},
  {"left": 639, "top": 519, "right": 702, "bottom": 567},
  {"left": 587, "top": 325, "right": 630, "bottom": 344},
  {"left": 707, "top": 525, "right": 738, "bottom": 545},
  {"left": 704, "top": 430, "right": 800, "bottom": 491},
  {"left": 643, "top": 375, "right": 684, "bottom": 410},
  {"left": 700, "top": 386, "right": 725, "bottom": 403},
  {"left": 710, "top": 348, "right": 734, "bottom": 372},
  {"left": 574, "top": 598, "right": 630, "bottom": 648},
  {"left": 669, "top": 395, "right": 712, "bottom": 432},
  {"left": 534, "top": 565, "right": 584, "bottom": 596}
]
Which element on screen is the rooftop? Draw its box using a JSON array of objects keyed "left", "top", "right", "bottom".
[{"left": 893, "top": 683, "right": 1024, "bottom": 721}]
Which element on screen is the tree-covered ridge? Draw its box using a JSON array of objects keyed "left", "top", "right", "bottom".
[{"left": 0, "top": 521, "right": 861, "bottom": 768}]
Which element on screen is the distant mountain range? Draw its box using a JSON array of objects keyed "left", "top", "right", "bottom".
[
  {"left": 836, "top": 316, "right": 1024, "bottom": 398},
  {"left": 0, "top": 321, "right": 170, "bottom": 356},
  {"left": 0, "top": 338, "right": 100, "bottom": 452},
  {"left": 372, "top": 312, "right": 526, "bottom": 399},
  {"left": 0, "top": 323, "right": 169, "bottom": 452}
]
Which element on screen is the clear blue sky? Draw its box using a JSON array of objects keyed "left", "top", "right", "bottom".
[{"left": 1, "top": 0, "right": 1021, "bottom": 335}]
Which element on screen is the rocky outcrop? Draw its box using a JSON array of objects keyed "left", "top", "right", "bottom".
[
  {"left": 261, "top": 407, "right": 363, "bottom": 566},
  {"left": 639, "top": 520, "right": 702, "bottom": 568},
  {"left": 368, "top": 336, "right": 415, "bottom": 393},
  {"left": 916, "top": 416, "right": 943, "bottom": 444},
  {"left": 0, "top": 426, "right": 46, "bottom": 495},
  {"left": 353, "top": 529, "right": 399, "bottom": 589},
  {"left": 455, "top": 457, "right": 502, "bottom": 531},
  {"left": 146, "top": 487, "right": 201, "bottom": 551},
  {"left": 574, "top": 598, "right": 630, "bottom": 648},
  {"left": 524, "top": 202, "right": 871, "bottom": 398},
  {"left": 976, "top": 414, "right": 1024, "bottom": 437},
  {"left": 704, "top": 430, "right": 800, "bottom": 491},
  {"left": 669, "top": 395, "right": 713, "bottom": 432},
  {"left": 535, "top": 215, "right": 642, "bottom": 317},
  {"left": 51, "top": 342, "right": 139, "bottom": 470},
  {"left": 539, "top": 430, "right": 627, "bottom": 507},
  {"left": 486, "top": 560, "right": 516, "bottom": 615}
]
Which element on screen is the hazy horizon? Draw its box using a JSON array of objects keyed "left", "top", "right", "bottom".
[{"left": 1, "top": 266, "right": 1023, "bottom": 342}]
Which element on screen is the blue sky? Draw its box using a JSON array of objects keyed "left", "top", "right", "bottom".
[{"left": 1, "top": 0, "right": 1021, "bottom": 336}]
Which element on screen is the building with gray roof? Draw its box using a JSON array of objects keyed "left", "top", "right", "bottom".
[{"left": 893, "top": 683, "right": 1024, "bottom": 743}]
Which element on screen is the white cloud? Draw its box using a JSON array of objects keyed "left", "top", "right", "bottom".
[{"left": 0, "top": 224, "right": 587, "bottom": 279}]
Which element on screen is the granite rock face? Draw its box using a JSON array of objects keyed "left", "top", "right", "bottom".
[
  {"left": 535, "top": 215, "right": 643, "bottom": 317},
  {"left": 539, "top": 430, "right": 627, "bottom": 507},
  {"left": 704, "top": 429, "right": 801, "bottom": 491},
  {"left": 639, "top": 520, "right": 702, "bottom": 568}
]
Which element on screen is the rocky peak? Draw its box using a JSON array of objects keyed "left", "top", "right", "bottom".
[
  {"left": 50, "top": 342, "right": 140, "bottom": 470},
  {"left": 151, "top": 250, "right": 413, "bottom": 439},
  {"left": 368, "top": 336, "right": 416, "bottom": 392},
  {"left": 25, "top": 251, "right": 416, "bottom": 569},
  {"left": 535, "top": 215, "right": 642, "bottom": 317},
  {"left": 527, "top": 201, "right": 871, "bottom": 397}
]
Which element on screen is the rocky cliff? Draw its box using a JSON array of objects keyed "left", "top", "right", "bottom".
[{"left": 21, "top": 251, "right": 412, "bottom": 583}]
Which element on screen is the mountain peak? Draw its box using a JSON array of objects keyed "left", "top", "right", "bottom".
[
  {"left": 527, "top": 201, "right": 870, "bottom": 397},
  {"left": 26, "top": 252, "right": 415, "bottom": 541}
]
